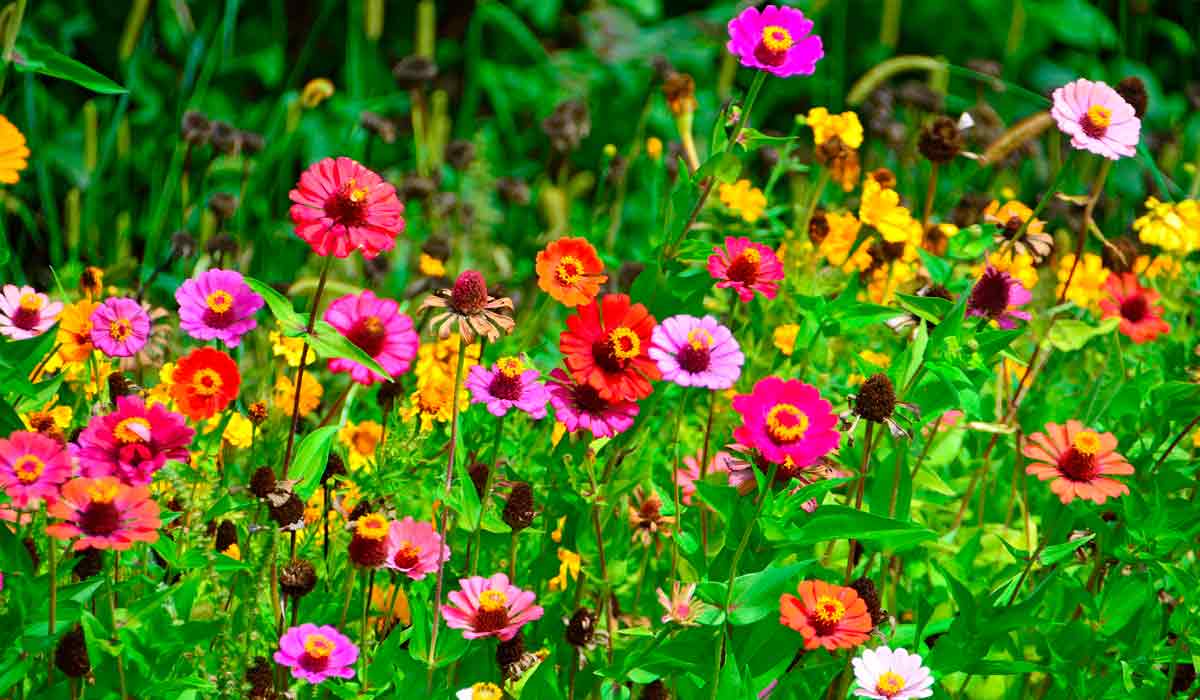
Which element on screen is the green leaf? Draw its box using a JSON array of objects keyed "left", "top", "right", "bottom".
[
  {"left": 14, "top": 37, "right": 128, "bottom": 94},
  {"left": 1046, "top": 317, "right": 1119, "bottom": 352},
  {"left": 729, "top": 561, "right": 812, "bottom": 625},
  {"left": 695, "top": 151, "right": 741, "bottom": 186},
  {"left": 917, "top": 247, "right": 952, "bottom": 284},
  {"left": 243, "top": 276, "right": 306, "bottom": 332},
  {"left": 694, "top": 482, "right": 739, "bottom": 525},
  {"left": 1039, "top": 533, "right": 1094, "bottom": 566},
  {"left": 305, "top": 319, "right": 390, "bottom": 381},
  {"left": 895, "top": 293, "right": 952, "bottom": 325},
  {"left": 291, "top": 426, "right": 340, "bottom": 500},
  {"left": 773, "top": 506, "right": 935, "bottom": 549},
  {"left": 0, "top": 395, "right": 21, "bottom": 434}
]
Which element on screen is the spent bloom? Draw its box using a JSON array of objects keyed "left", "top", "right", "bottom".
[
  {"left": 536, "top": 237, "right": 607, "bottom": 307},
  {"left": 441, "top": 572, "right": 545, "bottom": 641},
  {"left": 966, "top": 266, "right": 1031, "bottom": 329},
  {"left": 324, "top": 290, "right": 419, "bottom": 385},
  {"left": 649, "top": 314, "right": 744, "bottom": 390},
  {"left": 1099, "top": 273, "right": 1169, "bottom": 344},
  {"left": 0, "top": 285, "right": 62, "bottom": 340},
  {"left": 89, "top": 297, "right": 150, "bottom": 357},
  {"left": 289, "top": 156, "right": 404, "bottom": 258},
  {"left": 0, "top": 431, "right": 71, "bottom": 509},
  {"left": 732, "top": 377, "right": 840, "bottom": 467},
  {"left": 465, "top": 356, "right": 550, "bottom": 419},
  {"left": 75, "top": 396, "right": 195, "bottom": 485},
  {"left": 274, "top": 624, "right": 358, "bottom": 684},
  {"left": 1051, "top": 78, "right": 1140, "bottom": 160},
  {"left": 169, "top": 347, "right": 241, "bottom": 422},
  {"left": 547, "top": 368, "right": 639, "bottom": 439},
  {"left": 657, "top": 581, "right": 700, "bottom": 625},
  {"left": 708, "top": 237, "right": 784, "bottom": 302},
  {"left": 984, "top": 199, "right": 1052, "bottom": 263},
  {"left": 46, "top": 477, "right": 161, "bottom": 551},
  {"left": 780, "top": 579, "right": 872, "bottom": 651},
  {"left": 726, "top": 4, "right": 824, "bottom": 78},
  {"left": 852, "top": 646, "right": 935, "bottom": 699},
  {"left": 421, "top": 270, "right": 515, "bottom": 344},
  {"left": 385, "top": 516, "right": 448, "bottom": 581},
  {"left": 1024, "top": 421, "right": 1134, "bottom": 505},
  {"left": 175, "top": 269, "right": 263, "bottom": 346},
  {"left": 560, "top": 294, "right": 659, "bottom": 402}
]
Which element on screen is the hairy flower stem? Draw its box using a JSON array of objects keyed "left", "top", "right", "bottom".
[
  {"left": 845, "top": 422, "right": 877, "bottom": 583},
  {"left": 669, "top": 390, "right": 687, "bottom": 582},
  {"left": 470, "top": 413, "right": 506, "bottom": 576},
  {"left": 282, "top": 254, "right": 334, "bottom": 481},
  {"left": 361, "top": 569, "right": 375, "bottom": 688}
]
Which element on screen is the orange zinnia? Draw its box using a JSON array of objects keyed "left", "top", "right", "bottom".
[
  {"left": 170, "top": 347, "right": 241, "bottom": 421},
  {"left": 780, "top": 579, "right": 872, "bottom": 651},
  {"left": 536, "top": 237, "right": 607, "bottom": 307},
  {"left": 56, "top": 300, "right": 100, "bottom": 363}
]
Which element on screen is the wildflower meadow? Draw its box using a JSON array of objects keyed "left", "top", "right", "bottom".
[{"left": 3, "top": 1, "right": 1200, "bottom": 698}]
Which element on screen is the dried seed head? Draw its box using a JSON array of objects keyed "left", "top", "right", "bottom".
[
  {"left": 280, "top": 559, "right": 318, "bottom": 599},
  {"left": 566, "top": 607, "right": 596, "bottom": 647},
  {"left": 79, "top": 266, "right": 104, "bottom": 298},
  {"left": 400, "top": 174, "right": 438, "bottom": 201},
  {"left": 245, "top": 656, "right": 274, "bottom": 698},
  {"left": 496, "top": 176, "right": 531, "bottom": 205},
  {"left": 360, "top": 111, "right": 397, "bottom": 144},
  {"left": 496, "top": 631, "right": 526, "bottom": 673},
  {"left": 74, "top": 547, "right": 104, "bottom": 581},
  {"left": 108, "top": 373, "right": 135, "bottom": 402},
  {"left": 662, "top": 72, "right": 697, "bottom": 116},
  {"left": 393, "top": 55, "right": 438, "bottom": 89},
  {"left": 542, "top": 99, "right": 591, "bottom": 153},
  {"left": 445, "top": 139, "right": 476, "bottom": 171},
  {"left": 206, "top": 232, "right": 237, "bottom": 256},
  {"left": 502, "top": 482, "right": 535, "bottom": 532},
  {"left": 854, "top": 374, "right": 897, "bottom": 423},
  {"left": 918, "top": 116, "right": 964, "bottom": 163},
  {"left": 170, "top": 230, "right": 197, "bottom": 258},
  {"left": 468, "top": 460, "right": 490, "bottom": 500},
  {"left": 249, "top": 466, "right": 277, "bottom": 499},
  {"left": 248, "top": 401, "right": 268, "bottom": 426},
  {"left": 808, "top": 209, "right": 830, "bottom": 245},
  {"left": 239, "top": 130, "right": 265, "bottom": 155},
  {"left": 849, "top": 576, "right": 887, "bottom": 627},
  {"left": 55, "top": 626, "right": 91, "bottom": 678},
  {"left": 450, "top": 270, "right": 489, "bottom": 315},
  {"left": 1115, "top": 76, "right": 1148, "bottom": 119},
  {"left": 209, "top": 120, "right": 240, "bottom": 155},
  {"left": 376, "top": 380, "right": 404, "bottom": 410},
  {"left": 268, "top": 493, "right": 304, "bottom": 529},
  {"left": 898, "top": 80, "right": 944, "bottom": 112},
  {"left": 181, "top": 110, "right": 211, "bottom": 145},
  {"left": 322, "top": 452, "right": 346, "bottom": 485},
  {"left": 214, "top": 520, "right": 238, "bottom": 553},
  {"left": 640, "top": 680, "right": 668, "bottom": 700},
  {"left": 208, "top": 192, "right": 239, "bottom": 220}
]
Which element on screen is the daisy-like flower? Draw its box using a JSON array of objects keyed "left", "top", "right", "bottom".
[
  {"left": 348, "top": 512, "right": 390, "bottom": 568},
  {"left": 0, "top": 285, "right": 62, "bottom": 339},
  {"left": 547, "top": 368, "right": 639, "bottom": 439},
  {"left": 966, "top": 266, "right": 1031, "bottom": 329},
  {"left": 441, "top": 572, "right": 545, "bottom": 641},
  {"left": 779, "top": 579, "right": 872, "bottom": 651},
  {"left": 649, "top": 314, "right": 744, "bottom": 390},
  {"left": 421, "top": 270, "right": 515, "bottom": 344},
  {"left": 859, "top": 179, "right": 918, "bottom": 245},
  {"left": 274, "top": 623, "right": 358, "bottom": 684},
  {"left": 169, "top": 347, "right": 241, "bottom": 422},
  {"left": 271, "top": 323, "right": 317, "bottom": 366},
  {"left": 678, "top": 450, "right": 733, "bottom": 506},
  {"left": 726, "top": 4, "right": 823, "bottom": 78},
  {"left": 1023, "top": 420, "right": 1134, "bottom": 505},
  {"left": 175, "top": 268, "right": 264, "bottom": 346},
  {"left": 0, "top": 431, "right": 71, "bottom": 509},
  {"left": 560, "top": 294, "right": 659, "bottom": 401},
  {"left": 806, "top": 107, "right": 863, "bottom": 149},
  {"left": 288, "top": 156, "right": 404, "bottom": 258},
  {"left": 1099, "top": 273, "right": 1170, "bottom": 344},
  {"left": 46, "top": 477, "right": 161, "bottom": 550},
  {"left": 0, "top": 115, "right": 29, "bottom": 183},
  {"left": 732, "top": 377, "right": 840, "bottom": 467},
  {"left": 324, "top": 290, "right": 419, "bottom": 385},
  {"left": 536, "top": 237, "right": 607, "bottom": 307},
  {"left": 817, "top": 212, "right": 872, "bottom": 272},
  {"left": 984, "top": 199, "right": 1053, "bottom": 262},
  {"left": 337, "top": 420, "right": 382, "bottom": 470},
  {"left": 402, "top": 375, "right": 468, "bottom": 432},
  {"left": 657, "top": 581, "right": 700, "bottom": 625},
  {"left": 708, "top": 237, "right": 784, "bottom": 302},
  {"left": 89, "top": 297, "right": 150, "bottom": 357},
  {"left": 852, "top": 646, "right": 934, "bottom": 699},
  {"left": 384, "top": 515, "right": 448, "bottom": 581},
  {"left": 465, "top": 356, "right": 550, "bottom": 419},
  {"left": 75, "top": 396, "right": 194, "bottom": 484},
  {"left": 718, "top": 180, "right": 767, "bottom": 223},
  {"left": 1133, "top": 197, "right": 1200, "bottom": 255},
  {"left": 55, "top": 300, "right": 99, "bottom": 363},
  {"left": 1051, "top": 78, "right": 1140, "bottom": 160},
  {"left": 628, "top": 486, "right": 674, "bottom": 548},
  {"left": 457, "top": 684, "right": 503, "bottom": 700},
  {"left": 274, "top": 373, "right": 324, "bottom": 418}
]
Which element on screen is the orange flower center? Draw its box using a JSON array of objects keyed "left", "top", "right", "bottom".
[
  {"left": 351, "top": 427, "right": 379, "bottom": 456},
  {"left": 14, "top": 455, "right": 46, "bottom": 484},
  {"left": 556, "top": 256, "right": 584, "bottom": 286},
  {"left": 205, "top": 289, "right": 233, "bottom": 314},
  {"left": 392, "top": 540, "right": 422, "bottom": 569},
  {"left": 497, "top": 356, "right": 524, "bottom": 378},
  {"left": 812, "top": 595, "right": 845, "bottom": 625},
  {"left": 191, "top": 368, "right": 224, "bottom": 396},
  {"left": 766, "top": 403, "right": 809, "bottom": 443},
  {"left": 109, "top": 318, "right": 133, "bottom": 342},
  {"left": 355, "top": 513, "right": 389, "bottom": 540},
  {"left": 608, "top": 327, "right": 641, "bottom": 360},
  {"left": 85, "top": 480, "right": 120, "bottom": 505},
  {"left": 875, "top": 671, "right": 905, "bottom": 697},
  {"left": 303, "top": 633, "right": 335, "bottom": 659},
  {"left": 472, "top": 588, "right": 512, "bottom": 633},
  {"left": 114, "top": 417, "right": 152, "bottom": 444},
  {"left": 479, "top": 588, "right": 508, "bottom": 611},
  {"left": 469, "top": 683, "right": 503, "bottom": 700},
  {"left": 1072, "top": 430, "right": 1101, "bottom": 456},
  {"left": 687, "top": 327, "right": 713, "bottom": 350}
]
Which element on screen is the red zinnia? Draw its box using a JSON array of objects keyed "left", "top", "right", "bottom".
[
  {"left": 1098, "top": 273, "right": 1169, "bottom": 344},
  {"left": 170, "top": 347, "right": 241, "bottom": 421},
  {"left": 288, "top": 156, "right": 404, "bottom": 259},
  {"left": 560, "top": 294, "right": 659, "bottom": 402}
]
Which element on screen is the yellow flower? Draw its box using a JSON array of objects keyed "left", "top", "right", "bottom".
[
  {"left": 23, "top": 403, "right": 72, "bottom": 433},
  {"left": 859, "top": 350, "right": 891, "bottom": 368},
  {"left": 1193, "top": 426, "right": 1200, "bottom": 448},
  {"left": 418, "top": 253, "right": 446, "bottom": 277},
  {"left": 415, "top": 334, "right": 480, "bottom": 384},
  {"left": 146, "top": 362, "right": 177, "bottom": 408},
  {"left": 271, "top": 325, "right": 316, "bottom": 367},
  {"left": 865, "top": 261, "right": 917, "bottom": 305},
  {"left": 1056, "top": 253, "right": 1109, "bottom": 311},
  {"left": 550, "top": 515, "right": 567, "bottom": 544},
  {"left": 718, "top": 179, "right": 767, "bottom": 223},
  {"left": 274, "top": 373, "right": 324, "bottom": 418},
  {"left": 773, "top": 324, "right": 800, "bottom": 356},
  {"left": 646, "top": 137, "right": 663, "bottom": 160},
  {"left": 402, "top": 376, "right": 468, "bottom": 432},
  {"left": 338, "top": 420, "right": 383, "bottom": 470},
  {"left": 805, "top": 107, "right": 863, "bottom": 149},
  {"left": 222, "top": 413, "right": 254, "bottom": 449},
  {"left": 221, "top": 543, "right": 241, "bottom": 560},
  {"left": 859, "top": 179, "right": 917, "bottom": 244},
  {"left": 300, "top": 78, "right": 335, "bottom": 109},
  {"left": 548, "top": 548, "right": 582, "bottom": 592},
  {"left": 55, "top": 300, "right": 99, "bottom": 364},
  {"left": 551, "top": 421, "right": 567, "bottom": 448},
  {"left": 978, "top": 249, "right": 1038, "bottom": 290},
  {"left": 1133, "top": 197, "right": 1200, "bottom": 255},
  {"left": 818, "top": 211, "right": 872, "bottom": 272},
  {"left": 1133, "top": 254, "right": 1180, "bottom": 280},
  {"left": 0, "top": 115, "right": 30, "bottom": 184}
]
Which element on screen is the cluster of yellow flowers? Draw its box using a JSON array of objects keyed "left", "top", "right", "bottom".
[
  {"left": 338, "top": 420, "right": 383, "bottom": 470},
  {"left": 1056, "top": 253, "right": 1109, "bottom": 311},
  {"left": 806, "top": 107, "right": 863, "bottom": 191},
  {"left": 978, "top": 249, "right": 1038, "bottom": 290},
  {"left": 1133, "top": 197, "right": 1200, "bottom": 255},
  {"left": 718, "top": 179, "right": 767, "bottom": 223},
  {"left": 401, "top": 334, "right": 478, "bottom": 431}
]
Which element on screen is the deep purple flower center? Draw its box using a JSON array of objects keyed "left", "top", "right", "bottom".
[
  {"left": 571, "top": 382, "right": 610, "bottom": 415},
  {"left": 11, "top": 294, "right": 42, "bottom": 330},
  {"left": 79, "top": 501, "right": 121, "bottom": 536},
  {"left": 392, "top": 541, "right": 422, "bottom": 570},
  {"left": 450, "top": 270, "right": 489, "bottom": 315},
  {"left": 968, "top": 270, "right": 1011, "bottom": 318},
  {"left": 1056, "top": 447, "right": 1098, "bottom": 482},
  {"left": 1119, "top": 296, "right": 1148, "bottom": 323},
  {"left": 488, "top": 371, "right": 524, "bottom": 401},
  {"left": 472, "top": 589, "right": 511, "bottom": 634},
  {"left": 677, "top": 329, "right": 714, "bottom": 374},
  {"left": 325, "top": 180, "right": 370, "bottom": 228},
  {"left": 346, "top": 316, "right": 387, "bottom": 357}
]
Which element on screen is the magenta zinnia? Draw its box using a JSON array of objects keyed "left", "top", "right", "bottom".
[
  {"left": 708, "top": 237, "right": 785, "bottom": 302},
  {"left": 441, "top": 572, "right": 545, "bottom": 641},
  {"left": 289, "top": 156, "right": 405, "bottom": 258},
  {"left": 74, "top": 396, "right": 195, "bottom": 485},
  {"left": 547, "top": 368, "right": 639, "bottom": 439},
  {"left": 726, "top": 4, "right": 824, "bottom": 78},
  {"left": 324, "top": 290, "right": 419, "bottom": 385},
  {"left": 1051, "top": 78, "right": 1140, "bottom": 160},
  {"left": 732, "top": 377, "right": 840, "bottom": 467},
  {"left": 649, "top": 314, "right": 744, "bottom": 390},
  {"left": 175, "top": 268, "right": 264, "bottom": 347},
  {"left": 966, "top": 266, "right": 1031, "bottom": 329},
  {"left": 274, "top": 623, "right": 359, "bottom": 684},
  {"left": 465, "top": 356, "right": 550, "bottom": 419},
  {"left": 0, "top": 430, "right": 71, "bottom": 509},
  {"left": 89, "top": 297, "right": 151, "bottom": 357},
  {"left": 0, "top": 284, "right": 62, "bottom": 340}
]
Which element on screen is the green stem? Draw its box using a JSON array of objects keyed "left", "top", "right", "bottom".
[
  {"left": 108, "top": 554, "right": 128, "bottom": 700},
  {"left": 470, "top": 413, "right": 506, "bottom": 575},
  {"left": 281, "top": 254, "right": 334, "bottom": 480},
  {"left": 844, "top": 422, "right": 877, "bottom": 583},
  {"left": 47, "top": 533, "right": 57, "bottom": 686}
]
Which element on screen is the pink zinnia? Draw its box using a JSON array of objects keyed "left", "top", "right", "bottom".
[
  {"left": 465, "top": 356, "right": 550, "bottom": 419},
  {"left": 288, "top": 156, "right": 404, "bottom": 259},
  {"left": 46, "top": 477, "right": 161, "bottom": 551},
  {"left": 441, "top": 572, "right": 544, "bottom": 641},
  {"left": 732, "top": 377, "right": 840, "bottom": 467},
  {"left": 89, "top": 297, "right": 150, "bottom": 357},
  {"left": 0, "top": 284, "right": 62, "bottom": 339},
  {"left": 1051, "top": 78, "right": 1140, "bottom": 160},
  {"left": 74, "top": 396, "right": 195, "bottom": 485},
  {"left": 547, "top": 368, "right": 639, "bottom": 439},
  {"left": 274, "top": 623, "right": 358, "bottom": 684},
  {"left": 1023, "top": 421, "right": 1133, "bottom": 505},
  {"left": 966, "top": 266, "right": 1031, "bottom": 329},
  {"left": 0, "top": 431, "right": 71, "bottom": 509},
  {"left": 384, "top": 516, "right": 448, "bottom": 581},
  {"left": 175, "top": 268, "right": 264, "bottom": 347},
  {"left": 324, "top": 290, "right": 419, "bottom": 385},
  {"left": 708, "top": 237, "right": 784, "bottom": 302},
  {"left": 726, "top": 5, "right": 824, "bottom": 78},
  {"left": 649, "top": 314, "right": 744, "bottom": 390},
  {"left": 678, "top": 450, "right": 733, "bottom": 506}
]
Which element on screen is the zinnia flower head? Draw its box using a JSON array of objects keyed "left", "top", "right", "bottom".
[
  {"left": 1051, "top": 78, "right": 1140, "bottom": 160},
  {"left": 536, "top": 237, "right": 607, "bottom": 307},
  {"left": 1099, "top": 273, "right": 1169, "bottom": 344},
  {"left": 678, "top": 450, "right": 733, "bottom": 505},
  {"left": 441, "top": 572, "right": 545, "bottom": 641},
  {"left": 89, "top": 297, "right": 150, "bottom": 357},
  {"left": 421, "top": 270, "right": 515, "bottom": 343},
  {"left": 46, "top": 477, "right": 161, "bottom": 550},
  {"left": 732, "top": 377, "right": 840, "bottom": 467},
  {"left": 289, "top": 156, "right": 403, "bottom": 258},
  {"left": 708, "top": 237, "right": 784, "bottom": 302},
  {"left": 1023, "top": 421, "right": 1133, "bottom": 505},
  {"left": 1056, "top": 253, "right": 1110, "bottom": 311},
  {"left": 55, "top": 300, "right": 99, "bottom": 363},
  {"left": 1133, "top": 197, "right": 1200, "bottom": 255},
  {"left": 649, "top": 314, "right": 744, "bottom": 390},
  {"left": 348, "top": 513, "right": 390, "bottom": 568},
  {"left": 324, "top": 290, "right": 419, "bottom": 385},
  {"left": 0, "top": 114, "right": 30, "bottom": 183},
  {"left": 465, "top": 356, "right": 550, "bottom": 419},
  {"left": 560, "top": 294, "right": 659, "bottom": 402},
  {"left": 457, "top": 683, "right": 503, "bottom": 700},
  {"left": 657, "top": 581, "right": 700, "bottom": 625},
  {"left": 402, "top": 375, "right": 468, "bottom": 432},
  {"left": 169, "top": 347, "right": 241, "bottom": 421},
  {"left": 726, "top": 4, "right": 824, "bottom": 78},
  {"left": 274, "top": 623, "right": 358, "bottom": 684},
  {"left": 546, "top": 368, "right": 639, "bottom": 439},
  {"left": 984, "top": 199, "right": 1052, "bottom": 263},
  {"left": 175, "top": 268, "right": 264, "bottom": 347},
  {"left": 274, "top": 373, "right": 323, "bottom": 418},
  {"left": 966, "top": 266, "right": 1031, "bottom": 329},
  {"left": 384, "top": 515, "right": 448, "bottom": 581},
  {"left": 75, "top": 396, "right": 195, "bottom": 485},
  {"left": 780, "top": 579, "right": 872, "bottom": 650},
  {"left": 852, "top": 646, "right": 934, "bottom": 699},
  {"left": 806, "top": 107, "right": 863, "bottom": 149},
  {"left": 0, "top": 285, "right": 62, "bottom": 340},
  {"left": 0, "top": 431, "right": 71, "bottom": 509}
]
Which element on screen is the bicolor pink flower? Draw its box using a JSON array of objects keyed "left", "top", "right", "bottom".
[
  {"left": 732, "top": 377, "right": 840, "bottom": 467},
  {"left": 465, "top": 356, "right": 550, "bottom": 419},
  {"left": 74, "top": 396, "right": 195, "bottom": 485},
  {"left": 384, "top": 516, "right": 448, "bottom": 581},
  {"left": 649, "top": 314, "right": 744, "bottom": 390},
  {"left": 852, "top": 646, "right": 934, "bottom": 699},
  {"left": 727, "top": 5, "right": 824, "bottom": 78},
  {"left": 45, "top": 477, "right": 161, "bottom": 551},
  {"left": 677, "top": 450, "right": 733, "bottom": 506},
  {"left": 289, "top": 156, "right": 404, "bottom": 258},
  {"left": 0, "top": 285, "right": 62, "bottom": 339},
  {"left": 441, "top": 572, "right": 544, "bottom": 641},
  {"left": 547, "top": 368, "right": 639, "bottom": 439},
  {"left": 89, "top": 297, "right": 150, "bottom": 357},
  {"left": 324, "top": 290, "right": 419, "bottom": 385},
  {"left": 657, "top": 581, "right": 700, "bottom": 625},
  {"left": 725, "top": 441, "right": 837, "bottom": 511},
  {"left": 175, "top": 268, "right": 263, "bottom": 347},
  {"left": 966, "top": 266, "right": 1031, "bottom": 329},
  {"left": 0, "top": 431, "right": 71, "bottom": 509},
  {"left": 1051, "top": 78, "right": 1140, "bottom": 160},
  {"left": 708, "top": 237, "right": 784, "bottom": 302},
  {"left": 274, "top": 624, "right": 358, "bottom": 684}
]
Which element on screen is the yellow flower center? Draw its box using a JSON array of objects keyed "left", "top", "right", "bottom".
[
  {"left": 14, "top": 455, "right": 46, "bottom": 483},
  {"left": 742, "top": 247, "right": 762, "bottom": 264},
  {"left": 86, "top": 481, "right": 120, "bottom": 505},
  {"left": 191, "top": 369, "right": 224, "bottom": 396},
  {"left": 608, "top": 327, "right": 641, "bottom": 360},
  {"left": 1072, "top": 430, "right": 1102, "bottom": 456},
  {"left": 875, "top": 671, "right": 906, "bottom": 697},
  {"left": 1086, "top": 104, "right": 1112, "bottom": 130},
  {"left": 109, "top": 318, "right": 133, "bottom": 342},
  {"left": 812, "top": 595, "right": 845, "bottom": 625},
  {"left": 356, "top": 513, "right": 389, "bottom": 539},
  {"left": 303, "top": 633, "right": 335, "bottom": 659},
  {"left": 347, "top": 178, "right": 369, "bottom": 203},
  {"left": 114, "top": 417, "right": 152, "bottom": 444},
  {"left": 479, "top": 589, "right": 508, "bottom": 612},
  {"left": 766, "top": 403, "right": 809, "bottom": 443},
  {"left": 497, "top": 356, "right": 524, "bottom": 378},
  {"left": 470, "top": 682, "right": 503, "bottom": 700},
  {"left": 687, "top": 327, "right": 713, "bottom": 351},
  {"left": 18, "top": 292, "right": 43, "bottom": 312},
  {"left": 760, "top": 25, "right": 794, "bottom": 52},
  {"left": 205, "top": 289, "right": 233, "bottom": 314},
  {"left": 556, "top": 255, "right": 584, "bottom": 285}
]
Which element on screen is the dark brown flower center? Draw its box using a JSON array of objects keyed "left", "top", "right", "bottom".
[
  {"left": 1056, "top": 447, "right": 1099, "bottom": 482},
  {"left": 488, "top": 371, "right": 524, "bottom": 401},
  {"left": 1079, "top": 105, "right": 1112, "bottom": 139},
  {"left": 968, "top": 270, "right": 1011, "bottom": 317},
  {"left": 725, "top": 250, "right": 761, "bottom": 286},
  {"left": 572, "top": 382, "right": 610, "bottom": 415},
  {"left": 677, "top": 343, "right": 711, "bottom": 374},
  {"left": 473, "top": 590, "right": 511, "bottom": 633},
  {"left": 324, "top": 181, "right": 369, "bottom": 228},
  {"left": 1001, "top": 216, "right": 1023, "bottom": 238},
  {"left": 1119, "top": 296, "right": 1148, "bottom": 323},
  {"left": 392, "top": 542, "right": 421, "bottom": 570},
  {"left": 79, "top": 501, "right": 121, "bottom": 536},
  {"left": 347, "top": 315, "right": 387, "bottom": 357}
]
